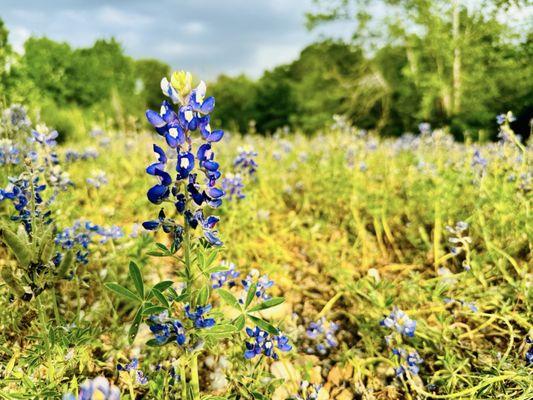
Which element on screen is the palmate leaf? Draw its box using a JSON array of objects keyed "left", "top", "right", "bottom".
[
  {"left": 0, "top": 226, "right": 32, "bottom": 268},
  {"left": 218, "top": 289, "right": 241, "bottom": 310},
  {"left": 104, "top": 282, "right": 141, "bottom": 302},
  {"left": 129, "top": 305, "right": 144, "bottom": 344},
  {"left": 245, "top": 283, "right": 257, "bottom": 308},
  {"left": 142, "top": 305, "right": 167, "bottom": 316},
  {"left": 196, "top": 285, "right": 210, "bottom": 305},
  {"left": 233, "top": 314, "right": 246, "bottom": 331},
  {"left": 248, "top": 297, "right": 284, "bottom": 312},
  {"left": 129, "top": 261, "right": 144, "bottom": 298},
  {"left": 151, "top": 288, "right": 170, "bottom": 308},
  {"left": 247, "top": 315, "right": 279, "bottom": 335}
]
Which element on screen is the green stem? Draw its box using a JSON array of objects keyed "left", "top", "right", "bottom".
[{"left": 190, "top": 353, "right": 200, "bottom": 400}]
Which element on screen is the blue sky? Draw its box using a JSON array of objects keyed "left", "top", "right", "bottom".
[{"left": 0, "top": 0, "right": 355, "bottom": 78}]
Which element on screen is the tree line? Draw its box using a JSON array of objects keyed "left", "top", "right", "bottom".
[{"left": 0, "top": 0, "right": 531, "bottom": 141}]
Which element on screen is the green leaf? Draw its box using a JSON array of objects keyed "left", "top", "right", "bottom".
[
  {"left": 129, "top": 305, "right": 144, "bottom": 344},
  {"left": 248, "top": 297, "right": 284, "bottom": 312},
  {"left": 218, "top": 289, "right": 241, "bottom": 310},
  {"left": 129, "top": 261, "right": 144, "bottom": 298},
  {"left": 245, "top": 283, "right": 257, "bottom": 309},
  {"left": 104, "top": 282, "right": 140, "bottom": 302},
  {"left": 146, "top": 338, "right": 165, "bottom": 347},
  {"left": 142, "top": 305, "right": 167, "bottom": 315},
  {"left": 151, "top": 288, "right": 170, "bottom": 308},
  {"left": 57, "top": 250, "right": 74, "bottom": 278},
  {"left": 196, "top": 285, "right": 210, "bottom": 306},
  {"left": 146, "top": 251, "right": 165, "bottom": 257},
  {"left": 247, "top": 315, "right": 279, "bottom": 335},
  {"left": 0, "top": 226, "right": 32, "bottom": 268},
  {"left": 233, "top": 315, "right": 246, "bottom": 331},
  {"left": 153, "top": 280, "right": 174, "bottom": 292},
  {"left": 201, "top": 323, "right": 236, "bottom": 338}
]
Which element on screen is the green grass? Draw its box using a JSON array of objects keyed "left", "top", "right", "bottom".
[{"left": 0, "top": 123, "right": 531, "bottom": 399}]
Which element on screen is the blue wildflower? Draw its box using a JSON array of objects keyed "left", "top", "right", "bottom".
[
  {"left": 233, "top": 146, "right": 258, "bottom": 175},
  {"left": 185, "top": 304, "right": 215, "bottom": 329},
  {"left": 305, "top": 317, "right": 339, "bottom": 355},
  {"left": 221, "top": 173, "right": 245, "bottom": 201},
  {"left": 244, "top": 326, "right": 291, "bottom": 360},
  {"left": 0, "top": 139, "right": 20, "bottom": 166},
  {"left": 86, "top": 170, "right": 108, "bottom": 189},
  {"left": 63, "top": 376, "right": 120, "bottom": 400},
  {"left": 211, "top": 261, "right": 240, "bottom": 289},
  {"left": 381, "top": 308, "right": 417, "bottom": 337},
  {"left": 148, "top": 311, "right": 186, "bottom": 345},
  {"left": 242, "top": 270, "right": 274, "bottom": 301},
  {"left": 117, "top": 358, "right": 148, "bottom": 385},
  {"left": 32, "top": 127, "right": 58, "bottom": 147},
  {"left": 393, "top": 348, "right": 423, "bottom": 376}
]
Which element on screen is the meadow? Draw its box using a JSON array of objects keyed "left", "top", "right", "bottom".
[{"left": 0, "top": 83, "right": 531, "bottom": 400}]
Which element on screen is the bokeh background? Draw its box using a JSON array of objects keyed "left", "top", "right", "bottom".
[{"left": 0, "top": 0, "right": 531, "bottom": 141}]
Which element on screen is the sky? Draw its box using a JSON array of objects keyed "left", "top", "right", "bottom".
[{"left": 0, "top": 0, "right": 355, "bottom": 79}]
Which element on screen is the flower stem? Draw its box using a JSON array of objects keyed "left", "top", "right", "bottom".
[{"left": 190, "top": 353, "right": 200, "bottom": 400}]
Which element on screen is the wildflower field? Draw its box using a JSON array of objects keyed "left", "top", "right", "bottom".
[{"left": 0, "top": 71, "right": 531, "bottom": 400}]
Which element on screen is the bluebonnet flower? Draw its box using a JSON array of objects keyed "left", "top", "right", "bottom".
[
  {"left": 0, "top": 187, "right": 15, "bottom": 202},
  {"left": 381, "top": 308, "right": 417, "bottom": 337},
  {"left": 211, "top": 261, "right": 240, "bottom": 289},
  {"left": 82, "top": 148, "right": 99, "bottom": 160},
  {"left": 64, "top": 149, "right": 81, "bottom": 162},
  {"left": 221, "top": 173, "right": 245, "bottom": 201},
  {"left": 148, "top": 311, "right": 187, "bottom": 345},
  {"left": 233, "top": 146, "right": 258, "bottom": 175},
  {"left": 193, "top": 210, "right": 222, "bottom": 246},
  {"left": 526, "top": 337, "right": 533, "bottom": 365},
  {"left": 185, "top": 304, "right": 216, "bottom": 328},
  {"left": 55, "top": 220, "right": 123, "bottom": 264},
  {"left": 2, "top": 104, "right": 31, "bottom": 131},
  {"left": 242, "top": 270, "right": 274, "bottom": 301},
  {"left": 244, "top": 326, "right": 292, "bottom": 360},
  {"left": 63, "top": 376, "right": 120, "bottom": 400},
  {"left": 392, "top": 348, "right": 423, "bottom": 376},
  {"left": 446, "top": 221, "right": 471, "bottom": 258},
  {"left": 117, "top": 358, "right": 148, "bottom": 385},
  {"left": 471, "top": 150, "right": 488, "bottom": 170},
  {"left": 32, "top": 127, "right": 58, "bottom": 147},
  {"left": 3, "top": 174, "right": 49, "bottom": 234},
  {"left": 290, "top": 381, "right": 323, "bottom": 400},
  {"left": 144, "top": 72, "right": 225, "bottom": 247},
  {"left": 49, "top": 165, "right": 73, "bottom": 191},
  {"left": 418, "top": 122, "right": 431, "bottom": 135},
  {"left": 0, "top": 139, "right": 20, "bottom": 166},
  {"left": 86, "top": 170, "right": 108, "bottom": 189},
  {"left": 496, "top": 112, "right": 515, "bottom": 125},
  {"left": 305, "top": 317, "right": 339, "bottom": 355}
]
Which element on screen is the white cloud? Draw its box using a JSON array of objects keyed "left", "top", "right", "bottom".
[
  {"left": 182, "top": 21, "right": 206, "bottom": 35},
  {"left": 97, "top": 5, "right": 154, "bottom": 27}
]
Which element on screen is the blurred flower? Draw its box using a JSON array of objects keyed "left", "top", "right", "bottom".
[
  {"left": 211, "top": 261, "right": 240, "bottom": 289},
  {"left": 117, "top": 358, "right": 148, "bottom": 385},
  {"left": 305, "top": 317, "right": 339, "bottom": 355},
  {"left": 0, "top": 139, "right": 21, "bottom": 166},
  {"left": 221, "top": 173, "right": 245, "bottom": 201},
  {"left": 393, "top": 348, "right": 423, "bottom": 376},
  {"left": 233, "top": 146, "right": 258, "bottom": 175},
  {"left": 381, "top": 308, "right": 417, "bottom": 337},
  {"left": 63, "top": 376, "right": 120, "bottom": 400}
]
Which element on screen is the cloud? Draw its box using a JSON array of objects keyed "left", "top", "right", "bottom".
[{"left": 1, "top": 0, "right": 355, "bottom": 78}]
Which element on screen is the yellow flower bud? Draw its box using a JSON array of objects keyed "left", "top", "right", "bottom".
[{"left": 171, "top": 70, "right": 192, "bottom": 97}]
